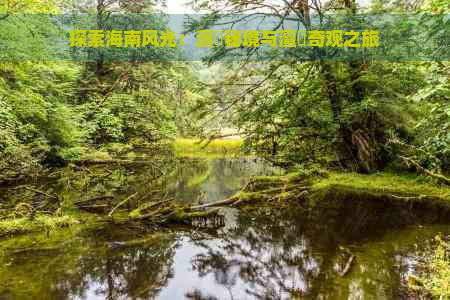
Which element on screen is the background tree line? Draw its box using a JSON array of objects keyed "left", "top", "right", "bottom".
[
  {"left": 187, "top": 0, "right": 449, "bottom": 180},
  {"left": 0, "top": 0, "right": 211, "bottom": 183},
  {"left": 0, "top": 0, "right": 448, "bottom": 184}
]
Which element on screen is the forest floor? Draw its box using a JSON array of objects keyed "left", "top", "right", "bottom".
[{"left": 311, "top": 172, "right": 450, "bottom": 206}]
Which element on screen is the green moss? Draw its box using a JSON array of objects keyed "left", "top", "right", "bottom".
[
  {"left": 245, "top": 170, "right": 313, "bottom": 187},
  {"left": 311, "top": 172, "right": 450, "bottom": 203},
  {"left": 227, "top": 172, "right": 311, "bottom": 209},
  {"left": 129, "top": 206, "right": 146, "bottom": 218},
  {"left": 251, "top": 175, "right": 285, "bottom": 183},
  {"left": 236, "top": 171, "right": 450, "bottom": 212},
  {"left": 231, "top": 189, "right": 307, "bottom": 210},
  {"left": 0, "top": 215, "right": 80, "bottom": 237},
  {"left": 243, "top": 176, "right": 284, "bottom": 192},
  {"left": 423, "top": 236, "right": 450, "bottom": 298},
  {"left": 292, "top": 165, "right": 329, "bottom": 180},
  {"left": 173, "top": 138, "right": 243, "bottom": 157}
]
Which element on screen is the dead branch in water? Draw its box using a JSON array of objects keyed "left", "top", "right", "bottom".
[
  {"left": 105, "top": 175, "right": 310, "bottom": 227},
  {"left": 190, "top": 197, "right": 239, "bottom": 210},
  {"left": 338, "top": 254, "right": 355, "bottom": 277},
  {"left": 389, "top": 194, "right": 428, "bottom": 201},
  {"left": 108, "top": 192, "right": 138, "bottom": 217}
]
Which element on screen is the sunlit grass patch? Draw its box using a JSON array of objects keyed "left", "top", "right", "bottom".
[{"left": 173, "top": 138, "right": 243, "bottom": 157}]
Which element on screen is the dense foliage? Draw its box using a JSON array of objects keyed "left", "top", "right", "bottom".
[
  {"left": 0, "top": 1, "right": 448, "bottom": 298},
  {"left": 0, "top": 1, "right": 208, "bottom": 182},
  {"left": 188, "top": 0, "right": 449, "bottom": 176},
  {"left": 0, "top": 0, "right": 448, "bottom": 183}
]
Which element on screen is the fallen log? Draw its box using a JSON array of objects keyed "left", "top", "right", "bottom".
[
  {"left": 191, "top": 182, "right": 310, "bottom": 210},
  {"left": 109, "top": 174, "right": 310, "bottom": 227},
  {"left": 128, "top": 205, "right": 223, "bottom": 227},
  {"left": 77, "top": 204, "right": 111, "bottom": 213},
  {"left": 0, "top": 175, "right": 28, "bottom": 187},
  {"left": 400, "top": 156, "right": 450, "bottom": 186}
]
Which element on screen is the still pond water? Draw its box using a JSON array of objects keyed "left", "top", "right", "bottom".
[{"left": 0, "top": 157, "right": 449, "bottom": 300}]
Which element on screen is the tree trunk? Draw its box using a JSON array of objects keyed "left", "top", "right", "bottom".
[{"left": 321, "top": 62, "right": 341, "bottom": 121}]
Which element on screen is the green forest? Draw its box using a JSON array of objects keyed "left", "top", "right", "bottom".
[{"left": 0, "top": 0, "right": 449, "bottom": 299}]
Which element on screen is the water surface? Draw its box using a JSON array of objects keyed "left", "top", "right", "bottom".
[
  {"left": 1, "top": 204, "right": 448, "bottom": 299},
  {"left": 0, "top": 157, "right": 283, "bottom": 210},
  {"left": 0, "top": 157, "right": 449, "bottom": 299}
]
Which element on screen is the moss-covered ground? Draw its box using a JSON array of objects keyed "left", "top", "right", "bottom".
[
  {"left": 312, "top": 172, "right": 450, "bottom": 201},
  {"left": 310, "top": 172, "right": 450, "bottom": 209},
  {"left": 0, "top": 212, "right": 104, "bottom": 238}
]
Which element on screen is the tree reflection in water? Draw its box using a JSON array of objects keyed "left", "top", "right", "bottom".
[
  {"left": 0, "top": 230, "right": 178, "bottom": 300},
  {"left": 0, "top": 157, "right": 281, "bottom": 215},
  {"left": 1, "top": 204, "right": 449, "bottom": 299},
  {"left": 184, "top": 202, "right": 449, "bottom": 300},
  {"left": 188, "top": 210, "right": 326, "bottom": 299}
]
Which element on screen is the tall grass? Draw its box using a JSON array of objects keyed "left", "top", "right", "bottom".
[{"left": 173, "top": 138, "right": 243, "bottom": 157}]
